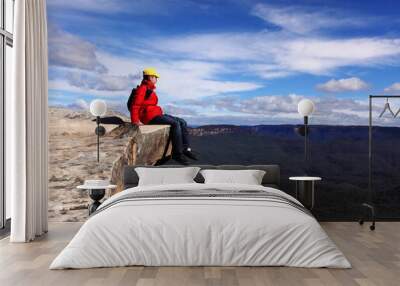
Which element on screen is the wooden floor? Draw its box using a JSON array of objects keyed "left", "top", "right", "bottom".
[{"left": 0, "top": 222, "right": 399, "bottom": 286}]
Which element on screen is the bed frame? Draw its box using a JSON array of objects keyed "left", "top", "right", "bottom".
[{"left": 123, "top": 165, "right": 280, "bottom": 190}]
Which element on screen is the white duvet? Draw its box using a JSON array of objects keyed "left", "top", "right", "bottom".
[{"left": 50, "top": 183, "right": 351, "bottom": 269}]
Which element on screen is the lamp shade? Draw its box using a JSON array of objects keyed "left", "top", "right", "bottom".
[
  {"left": 90, "top": 100, "right": 107, "bottom": 117},
  {"left": 298, "top": 99, "right": 315, "bottom": 117}
]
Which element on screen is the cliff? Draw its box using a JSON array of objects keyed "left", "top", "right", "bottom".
[
  {"left": 48, "top": 107, "right": 171, "bottom": 222},
  {"left": 109, "top": 124, "right": 172, "bottom": 193}
]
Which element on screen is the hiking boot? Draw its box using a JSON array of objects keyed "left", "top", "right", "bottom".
[
  {"left": 183, "top": 148, "right": 198, "bottom": 160},
  {"left": 172, "top": 154, "right": 190, "bottom": 165}
]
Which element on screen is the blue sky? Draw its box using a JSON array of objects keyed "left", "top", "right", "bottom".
[{"left": 47, "top": 0, "right": 400, "bottom": 126}]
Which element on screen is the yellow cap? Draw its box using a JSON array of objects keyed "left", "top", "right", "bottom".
[{"left": 143, "top": 67, "right": 160, "bottom": 78}]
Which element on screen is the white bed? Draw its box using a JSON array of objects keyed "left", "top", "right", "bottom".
[{"left": 50, "top": 183, "right": 351, "bottom": 269}]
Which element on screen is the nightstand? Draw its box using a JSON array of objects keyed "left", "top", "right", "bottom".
[
  {"left": 77, "top": 181, "right": 117, "bottom": 215},
  {"left": 289, "top": 176, "right": 321, "bottom": 210}
]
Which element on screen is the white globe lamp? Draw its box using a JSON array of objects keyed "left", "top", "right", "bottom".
[
  {"left": 298, "top": 99, "right": 315, "bottom": 117},
  {"left": 90, "top": 99, "right": 107, "bottom": 117}
]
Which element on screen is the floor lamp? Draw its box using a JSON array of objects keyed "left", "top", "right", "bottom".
[
  {"left": 297, "top": 99, "right": 315, "bottom": 173},
  {"left": 90, "top": 100, "right": 107, "bottom": 162}
]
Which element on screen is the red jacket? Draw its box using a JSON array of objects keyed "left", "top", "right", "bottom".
[{"left": 130, "top": 80, "right": 163, "bottom": 124}]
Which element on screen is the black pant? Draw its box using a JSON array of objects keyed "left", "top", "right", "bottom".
[{"left": 148, "top": 114, "right": 189, "bottom": 155}]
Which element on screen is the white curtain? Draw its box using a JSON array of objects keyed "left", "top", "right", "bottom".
[{"left": 8, "top": 0, "right": 49, "bottom": 242}]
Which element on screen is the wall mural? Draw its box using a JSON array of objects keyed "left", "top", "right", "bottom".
[{"left": 47, "top": 0, "right": 400, "bottom": 222}]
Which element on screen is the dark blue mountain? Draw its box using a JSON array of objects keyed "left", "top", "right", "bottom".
[{"left": 185, "top": 125, "right": 400, "bottom": 220}]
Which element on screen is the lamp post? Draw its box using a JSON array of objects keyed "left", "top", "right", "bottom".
[
  {"left": 297, "top": 99, "right": 315, "bottom": 173},
  {"left": 90, "top": 100, "right": 107, "bottom": 162}
]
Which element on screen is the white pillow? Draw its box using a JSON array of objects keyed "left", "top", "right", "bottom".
[
  {"left": 200, "top": 169, "right": 266, "bottom": 185},
  {"left": 135, "top": 167, "right": 200, "bottom": 186}
]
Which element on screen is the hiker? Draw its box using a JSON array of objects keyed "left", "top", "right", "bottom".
[{"left": 129, "top": 68, "right": 198, "bottom": 165}]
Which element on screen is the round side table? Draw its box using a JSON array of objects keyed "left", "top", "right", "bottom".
[
  {"left": 289, "top": 176, "right": 322, "bottom": 210},
  {"left": 77, "top": 184, "right": 116, "bottom": 215}
]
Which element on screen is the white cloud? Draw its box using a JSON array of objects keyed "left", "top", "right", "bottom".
[
  {"left": 48, "top": 25, "right": 107, "bottom": 73},
  {"left": 136, "top": 4, "right": 399, "bottom": 77},
  {"left": 49, "top": 78, "right": 128, "bottom": 97},
  {"left": 96, "top": 52, "right": 263, "bottom": 99},
  {"left": 46, "top": 2, "right": 400, "bottom": 126},
  {"left": 283, "top": 38, "right": 400, "bottom": 74},
  {"left": 246, "top": 64, "right": 293, "bottom": 79},
  {"left": 49, "top": 52, "right": 263, "bottom": 100},
  {"left": 62, "top": 99, "right": 90, "bottom": 111},
  {"left": 177, "top": 94, "right": 378, "bottom": 126},
  {"left": 203, "top": 94, "right": 302, "bottom": 115},
  {"left": 47, "top": 2, "right": 400, "bottom": 104},
  {"left": 66, "top": 72, "right": 140, "bottom": 92},
  {"left": 155, "top": 32, "right": 262, "bottom": 61},
  {"left": 316, "top": 77, "right": 369, "bottom": 93},
  {"left": 151, "top": 32, "right": 400, "bottom": 76},
  {"left": 384, "top": 82, "right": 400, "bottom": 93},
  {"left": 251, "top": 3, "right": 363, "bottom": 34},
  {"left": 48, "top": 23, "right": 264, "bottom": 100}
]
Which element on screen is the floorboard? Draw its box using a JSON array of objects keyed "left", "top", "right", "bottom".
[{"left": 0, "top": 222, "right": 399, "bottom": 286}]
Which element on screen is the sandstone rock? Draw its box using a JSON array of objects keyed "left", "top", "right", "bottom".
[
  {"left": 65, "top": 217, "right": 79, "bottom": 222},
  {"left": 74, "top": 177, "right": 84, "bottom": 184},
  {"left": 110, "top": 124, "right": 172, "bottom": 193},
  {"left": 48, "top": 107, "right": 172, "bottom": 222},
  {"left": 69, "top": 204, "right": 88, "bottom": 211},
  {"left": 107, "top": 123, "right": 139, "bottom": 138}
]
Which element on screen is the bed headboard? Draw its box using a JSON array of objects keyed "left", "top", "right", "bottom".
[{"left": 123, "top": 165, "right": 280, "bottom": 190}]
